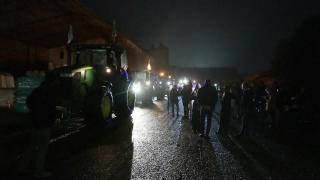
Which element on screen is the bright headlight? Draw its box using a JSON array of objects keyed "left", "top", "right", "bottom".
[
  {"left": 132, "top": 82, "right": 141, "bottom": 93},
  {"left": 146, "top": 81, "right": 151, "bottom": 86},
  {"left": 106, "top": 67, "right": 112, "bottom": 73},
  {"left": 159, "top": 81, "right": 162, "bottom": 85}
]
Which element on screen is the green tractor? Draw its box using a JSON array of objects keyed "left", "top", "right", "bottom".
[{"left": 49, "top": 44, "right": 135, "bottom": 124}]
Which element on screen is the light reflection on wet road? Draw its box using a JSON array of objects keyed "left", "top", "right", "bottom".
[
  {"left": 131, "top": 100, "right": 249, "bottom": 180},
  {"left": 48, "top": 100, "right": 253, "bottom": 180}
]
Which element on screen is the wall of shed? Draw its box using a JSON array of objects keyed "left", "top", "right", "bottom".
[
  {"left": 0, "top": 38, "right": 49, "bottom": 75},
  {"left": 0, "top": 39, "right": 48, "bottom": 62}
]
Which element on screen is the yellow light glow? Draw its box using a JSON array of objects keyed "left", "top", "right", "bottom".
[
  {"left": 160, "top": 72, "right": 164, "bottom": 77},
  {"left": 147, "top": 59, "right": 151, "bottom": 71},
  {"left": 168, "top": 75, "right": 172, "bottom": 79}
]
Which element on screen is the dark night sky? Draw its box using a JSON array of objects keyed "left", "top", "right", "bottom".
[{"left": 80, "top": 0, "right": 320, "bottom": 73}]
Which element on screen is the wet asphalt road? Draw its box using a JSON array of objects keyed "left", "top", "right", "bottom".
[{"left": 44, "top": 100, "right": 259, "bottom": 180}]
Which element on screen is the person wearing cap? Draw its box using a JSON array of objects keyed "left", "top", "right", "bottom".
[{"left": 197, "top": 80, "right": 218, "bottom": 138}]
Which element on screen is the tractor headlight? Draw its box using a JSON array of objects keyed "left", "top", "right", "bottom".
[
  {"left": 106, "top": 67, "right": 112, "bottom": 74},
  {"left": 132, "top": 82, "right": 141, "bottom": 94}
]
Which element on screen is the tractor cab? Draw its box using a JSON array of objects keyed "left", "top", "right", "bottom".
[{"left": 72, "top": 44, "right": 129, "bottom": 84}]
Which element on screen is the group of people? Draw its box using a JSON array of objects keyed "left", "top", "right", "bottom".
[{"left": 169, "top": 80, "right": 218, "bottom": 138}]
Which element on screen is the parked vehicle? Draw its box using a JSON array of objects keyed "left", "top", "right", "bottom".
[
  {"left": 46, "top": 44, "right": 135, "bottom": 124},
  {"left": 131, "top": 70, "right": 154, "bottom": 104}
]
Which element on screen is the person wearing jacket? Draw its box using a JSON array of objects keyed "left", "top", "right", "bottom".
[
  {"left": 170, "top": 84, "right": 180, "bottom": 117},
  {"left": 191, "top": 83, "right": 201, "bottom": 134},
  {"left": 219, "top": 85, "right": 233, "bottom": 135},
  {"left": 197, "top": 80, "right": 218, "bottom": 138},
  {"left": 181, "top": 81, "right": 192, "bottom": 118},
  {"left": 24, "top": 76, "right": 60, "bottom": 178}
]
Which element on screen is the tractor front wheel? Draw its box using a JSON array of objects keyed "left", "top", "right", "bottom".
[{"left": 85, "top": 86, "right": 113, "bottom": 125}]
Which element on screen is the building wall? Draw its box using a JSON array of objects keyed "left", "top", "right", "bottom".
[
  {"left": 0, "top": 36, "right": 151, "bottom": 75},
  {"left": 48, "top": 47, "right": 67, "bottom": 68},
  {"left": 0, "top": 38, "right": 49, "bottom": 75},
  {"left": 0, "top": 38, "right": 48, "bottom": 62},
  {"left": 147, "top": 44, "right": 169, "bottom": 73},
  {"left": 126, "top": 48, "right": 149, "bottom": 71}
]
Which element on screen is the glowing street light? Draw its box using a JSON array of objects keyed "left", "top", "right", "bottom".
[
  {"left": 168, "top": 75, "right": 172, "bottom": 79},
  {"left": 147, "top": 59, "right": 151, "bottom": 82},
  {"left": 160, "top": 72, "right": 165, "bottom": 77},
  {"left": 147, "top": 63, "right": 151, "bottom": 71}
]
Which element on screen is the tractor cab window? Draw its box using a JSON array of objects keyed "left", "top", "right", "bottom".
[
  {"left": 77, "top": 50, "right": 91, "bottom": 65},
  {"left": 120, "top": 51, "right": 128, "bottom": 70},
  {"left": 107, "top": 50, "right": 118, "bottom": 70},
  {"left": 76, "top": 49, "right": 107, "bottom": 66},
  {"left": 91, "top": 50, "right": 106, "bottom": 65}
]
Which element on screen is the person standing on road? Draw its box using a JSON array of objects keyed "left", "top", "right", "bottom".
[
  {"left": 191, "top": 83, "right": 201, "bottom": 134},
  {"left": 181, "top": 81, "right": 192, "bottom": 118},
  {"left": 170, "top": 84, "right": 180, "bottom": 117},
  {"left": 23, "top": 76, "right": 60, "bottom": 178},
  {"left": 219, "top": 85, "right": 233, "bottom": 135},
  {"left": 198, "top": 80, "right": 218, "bottom": 138}
]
